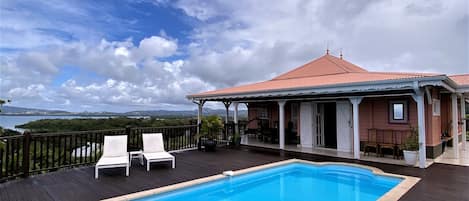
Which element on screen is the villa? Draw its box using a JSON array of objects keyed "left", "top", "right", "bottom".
[
  {"left": 188, "top": 53, "right": 469, "bottom": 168},
  {"left": 0, "top": 53, "right": 468, "bottom": 201}
]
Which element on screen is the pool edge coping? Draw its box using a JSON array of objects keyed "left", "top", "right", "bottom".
[{"left": 101, "top": 159, "right": 420, "bottom": 201}]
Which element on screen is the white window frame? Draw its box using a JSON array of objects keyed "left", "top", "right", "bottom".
[
  {"left": 389, "top": 100, "right": 408, "bottom": 124},
  {"left": 432, "top": 99, "right": 441, "bottom": 116}
]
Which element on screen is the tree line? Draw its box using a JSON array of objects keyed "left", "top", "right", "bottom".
[{"left": 14, "top": 117, "right": 197, "bottom": 133}]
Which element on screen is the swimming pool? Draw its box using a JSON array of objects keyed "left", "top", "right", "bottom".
[{"left": 129, "top": 160, "right": 406, "bottom": 201}]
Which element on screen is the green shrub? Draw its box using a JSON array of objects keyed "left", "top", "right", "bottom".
[
  {"left": 199, "top": 115, "right": 223, "bottom": 139},
  {"left": 404, "top": 126, "right": 419, "bottom": 151}
]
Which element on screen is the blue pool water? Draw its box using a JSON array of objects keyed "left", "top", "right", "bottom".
[{"left": 134, "top": 163, "right": 402, "bottom": 201}]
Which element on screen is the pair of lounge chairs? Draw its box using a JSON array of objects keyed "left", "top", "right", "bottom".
[{"left": 95, "top": 133, "right": 175, "bottom": 179}]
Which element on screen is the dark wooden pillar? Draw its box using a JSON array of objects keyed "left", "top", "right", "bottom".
[{"left": 222, "top": 101, "right": 232, "bottom": 140}]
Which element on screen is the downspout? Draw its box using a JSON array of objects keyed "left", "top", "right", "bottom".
[{"left": 424, "top": 86, "right": 432, "bottom": 104}]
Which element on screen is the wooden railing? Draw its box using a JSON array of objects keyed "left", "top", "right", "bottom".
[{"left": 0, "top": 125, "right": 197, "bottom": 182}]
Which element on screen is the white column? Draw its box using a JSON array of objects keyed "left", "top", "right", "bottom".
[
  {"left": 197, "top": 101, "right": 204, "bottom": 135},
  {"left": 233, "top": 102, "right": 239, "bottom": 124},
  {"left": 278, "top": 101, "right": 286, "bottom": 150},
  {"left": 197, "top": 104, "right": 203, "bottom": 125},
  {"left": 233, "top": 102, "right": 239, "bottom": 134},
  {"left": 414, "top": 93, "right": 427, "bottom": 168},
  {"left": 350, "top": 97, "right": 362, "bottom": 159},
  {"left": 461, "top": 96, "right": 467, "bottom": 150},
  {"left": 451, "top": 94, "right": 459, "bottom": 158}
]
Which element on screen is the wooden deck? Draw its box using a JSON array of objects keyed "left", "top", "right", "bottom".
[{"left": 0, "top": 146, "right": 468, "bottom": 201}]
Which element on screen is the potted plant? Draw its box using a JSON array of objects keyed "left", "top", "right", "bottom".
[
  {"left": 198, "top": 115, "right": 223, "bottom": 152},
  {"left": 403, "top": 126, "right": 419, "bottom": 166}
]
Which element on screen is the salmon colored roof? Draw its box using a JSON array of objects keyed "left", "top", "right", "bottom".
[
  {"left": 189, "top": 54, "right": 445, "bottom": 98},
  {"left": 273, "top": 54, "right": 367, "bottom": 80},
  {"left": 449, "top": 74, "right": 469, "bottom": 86}
]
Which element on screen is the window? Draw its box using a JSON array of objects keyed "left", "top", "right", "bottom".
[
  {"left": 393, "top": 103, "right": 404, "bottom": 120},
  {"left": 432, "top": 99, "right": 441, "bottom": 116},
  {"left": 389, "top": 100, "right": 408, "bottom": 123}
]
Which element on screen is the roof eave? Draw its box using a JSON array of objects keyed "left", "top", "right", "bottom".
[
  {"left": 456, "top": 85, "right": 469, "bottom": 93},
  {"left": 188, "top": 75, "right": 447, "bottom": 101}
]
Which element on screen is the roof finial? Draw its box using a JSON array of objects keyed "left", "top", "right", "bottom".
[
  {"left": 326, "top": 41, "right": 330, "bottom": 55},
  {"left": 339, "top": 49, "right": 343, "bottom": 59}
]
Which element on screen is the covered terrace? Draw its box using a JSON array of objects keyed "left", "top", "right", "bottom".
[{"left": 188, "top": 54, "right": 469, "bottom": 168}]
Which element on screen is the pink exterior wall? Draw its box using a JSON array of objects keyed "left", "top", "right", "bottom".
[
  {"left": 441, "top": 93, "right": 451, "bottom": 135},
  {"left": 359, "top": 96, "right": 422, "bottom": 144},
  {"left": 358, "top": 95, "right": 444, "bottom": 146},
  {"left": 440, "top": 93, "right": 463, "bottom": 137},
  {"left": 245, "top": 88, "right": 459, "bottom": 148},
  {"left": 428, "top": 88, "right": 441, "bottom": 146},
  {"left": 359, "top": 87, "right": 462, "bottom": 147}
]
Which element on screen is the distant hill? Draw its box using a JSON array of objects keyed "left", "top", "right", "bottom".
[
  {"left": 123, "top": 108, "right": 247, "bottom": 117},
  {"left": 0, "top": 106, "right": 247, "bottom": 118},
  {"left": 1, "top": 106, "right": 70, "bottom": 115}
]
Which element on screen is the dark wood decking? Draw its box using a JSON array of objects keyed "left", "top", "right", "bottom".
[{"left": 0, "top": 146, "right": 468, "bottom": 201}]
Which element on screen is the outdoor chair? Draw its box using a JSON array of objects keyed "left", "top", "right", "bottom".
[
  {"left": 142, "top": 133, "right": 175, "bottom": 171},
  {"left": 394, "top": 130, "right": 409, "bottom": 159},
  {"left": 364, "top": 129, "right": 379, "bottom": 156},
  {"left": 377, "top": 130, "right": 396, "bottom": 158},
  {"left": 95, "top": 135, "right": 129, "bottom": 179}
]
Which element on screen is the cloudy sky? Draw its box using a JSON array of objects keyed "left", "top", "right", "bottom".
[{"left": 0, "top": 0, "right": 468, "bottom": 112}]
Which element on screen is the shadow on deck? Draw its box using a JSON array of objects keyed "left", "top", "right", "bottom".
[{"left": 0, "top": 146, "right": 468, "bottom": 201}]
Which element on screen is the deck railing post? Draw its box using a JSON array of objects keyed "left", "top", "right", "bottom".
[
  {"left": 22, "top": 132, "right": 31, "bottom": 178},
  {"left": 197, "top": 121, "right": 203, "bottom": 150},
  {"left": 125, "top": 126, "right": 132, "bottom": 150}
]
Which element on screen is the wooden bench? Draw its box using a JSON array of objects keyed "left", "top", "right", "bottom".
[{"left": 363, "top": 128, "right": 411, "bottom": 159}]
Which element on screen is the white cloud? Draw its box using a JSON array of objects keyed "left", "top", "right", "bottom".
[
  {"left": 176, "top": 0, "right": 468, "bottom": 90},
  {"left": 175, "top": 0, "right": 223, "bottom": 21},
  {"left": 1, "top": 35, "right": 201, "bottom": 112},
  {"left": 7, "top": 84, "right": 46, "bottom": 98},
  {"left": 1, "top": 0, "right": 467, "bottom": 112},
  {"left": 137, "top": 36, "right": 178, "bottom": 58}
]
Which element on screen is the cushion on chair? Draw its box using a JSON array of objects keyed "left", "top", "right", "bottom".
[
  {"left": 102, "top": 135, "right": 128, "bottom": 157},
  {"left": 143, "top": 152, "right": 174, "bottom": 160},
  {"left": 143, "top": 133, "right": 165, "bottom": 153},
  {"left": 96, "top": 155, "right": 129, "bottom": 166}
]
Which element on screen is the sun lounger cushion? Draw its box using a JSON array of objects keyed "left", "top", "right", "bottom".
[
  {"left": 96, "top": 155, "right": 129, "bottom": 166},
  {"left": 143, "top": 152, "right": 174, "bottom": 160},
  {"left": 143, "top": 133, "right": 165, "bottom": 153},
  {"left": 102, "top": 136, "right": 128, "bottom": 157}
]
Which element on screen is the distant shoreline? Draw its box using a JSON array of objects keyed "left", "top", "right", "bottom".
[{"left": 0, "top": 114, "right": 148, "bottom": 117}]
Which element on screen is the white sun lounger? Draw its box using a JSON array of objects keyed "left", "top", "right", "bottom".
[
  {"left": 142, "top": 133, "right": 175, "bottom": 171},
  {"left": 95, "top": 135, "right": 129, "bottom": 179}
]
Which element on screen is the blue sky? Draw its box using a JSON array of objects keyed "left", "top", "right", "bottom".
[{"left": 0, "top": 0, "right": 467, "bottom": 112}]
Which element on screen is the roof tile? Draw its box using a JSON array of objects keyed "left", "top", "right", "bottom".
[{"left": 449, "top": 74, "right": 469, "bottom": 86}]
